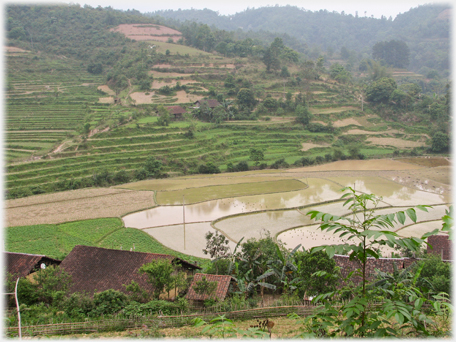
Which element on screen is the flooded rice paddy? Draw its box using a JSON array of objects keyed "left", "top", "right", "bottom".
[{"left": 122, "top": 160, "right": 451, "bottom": 257}]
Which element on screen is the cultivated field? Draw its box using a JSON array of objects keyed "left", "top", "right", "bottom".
[
  {"left": 109, "top": 24, "right": 182, "bottom": 42},
  {"left": 6, "top": 158, "right": 451, "bottom": 259}
]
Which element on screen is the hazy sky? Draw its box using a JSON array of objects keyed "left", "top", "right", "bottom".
[{"left": 5, "top": 0, "right": 448, "bottom": 19}]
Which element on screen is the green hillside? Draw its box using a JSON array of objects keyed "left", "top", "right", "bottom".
[{"left": 5, "top": 4, "right": 450, "bottom": 200}]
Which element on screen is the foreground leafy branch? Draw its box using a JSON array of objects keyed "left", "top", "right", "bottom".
[{"left": 298, "top": 187, "right": 452, "bottom": 337}]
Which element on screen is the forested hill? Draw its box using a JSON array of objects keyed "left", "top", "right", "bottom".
[{"left": 149, "top": 4, "right": 450, "bottom": 75}]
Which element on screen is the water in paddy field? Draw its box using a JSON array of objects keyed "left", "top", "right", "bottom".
[
  {"left": 123, "top": 178, "right": 343, "bottom": 228},
  {"left": 122, "top": 176, "right": 451, "bottom": 257}
]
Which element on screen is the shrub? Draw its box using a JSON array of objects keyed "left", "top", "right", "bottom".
[{"left": 91, "top": 289, "right": 128, "bottom": 316}]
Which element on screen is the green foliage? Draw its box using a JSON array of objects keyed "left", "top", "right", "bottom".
[
  {"left": 139, "top": 259, "right": 186, "bottom": 300},
  {"left": 294, "top": 250, "right": 339, "bottom": 297},
  {"left": 301, "top": 188, "right": 448, "bottom": 337},
  {"left": 198, "top": 162, "right": 221, "bottom": 174},
  {"left": 372, "top": 40, "right": 410, "bottom": 68},
  {"left": 156, "top": 105, "right": 171, "bottom": 126},
  {"left": 203, "top": 231, "right": 230, "bottom": 274},
  {"left": 193, "top": 276, "right": 218, "bottom": 298},
  {"left": 431, "top": 131, "right": 449, "bottom": 152},
  {"left": 366, "top": 77, "right": 397, "bottom": 103},
  {"left": 91, "top": 289, "right": 128, "bottom": 316}
]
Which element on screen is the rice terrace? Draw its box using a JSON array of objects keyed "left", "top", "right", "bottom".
[{"left": 4, "top": 3, "right": 452, "bottom": 339}]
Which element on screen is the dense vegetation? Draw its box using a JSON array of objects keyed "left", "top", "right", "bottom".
[
  {"left": 5, "top": 4, "right": 451, "bottom": 201},
  {"left": 151, "top": 4, "right": 450, "bottom": 76},
  {"left": 5, "top": 191, "right": 452, "bottom": 338}
]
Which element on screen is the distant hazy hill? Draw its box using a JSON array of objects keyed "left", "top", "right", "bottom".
[{"left": 150, "top": 4, "right": 450, "bottom": 75}]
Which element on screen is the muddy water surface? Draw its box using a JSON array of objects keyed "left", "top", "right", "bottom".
[
  {"left": 123, "top": 178, "right": 342, "bottom": 228},
  {"left": 143, "top": 222, "right": 236, "bottom": 258}
]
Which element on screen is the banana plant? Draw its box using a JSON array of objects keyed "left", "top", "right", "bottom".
[{"left": 267, "top": 243, "right": 302, "bottom": 295}]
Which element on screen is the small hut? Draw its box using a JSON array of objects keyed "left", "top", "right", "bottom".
[
  {"left": 5, "top": 252, "right": 62, "bottom": 281},
  {"left": 186, "top": 273, "right": 235, "bottom": 306},
  {"left": 166, "top": 106, "right": 186, "bottom": 120}
]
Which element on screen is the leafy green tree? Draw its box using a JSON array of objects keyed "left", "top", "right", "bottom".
[
  {"left": 294, "top": 250, "right": 339, "bottom": 297},
  {"left": 295, "top": 104, "right": 311, "bottom": 125},
  {"left": 262, "top": 97, "right": 278, "bottom": 113},
  {"left": 203, "top": 231, "right": 231, "bottom": 274},
  {"left": 144, "top": 156, "right": 163, "bottom": 178},
  {"left": 237, "top": 88, "right": 256, "bottom": 109},
  {"left": 300, "top": 188, "right": 447, "bottom": 337},
  {"left": 156, "top": 105, "right": 171, "bottom": 126},
  {"left": 418, "top": 254, "right": 451, "bottom": 294},
  {"left": 249, "top": 147, "right": 264, "bottom": 165},
  {"left": 431, "top": 131, "right": 450, "bottom": 152},
  {"left": 30, "top": 265, "right": 72, "bottom": 306},
  {"left": 372, "top": 40, "right": 410, "bottom": 68},
  {"left": 193, "top": 276, "right": 218, "bottom": 298},
  {"left": 139, "top": 259, "right": 186, "bottom": 300},
  {"left": 366, "top": 77, "right": 397, "bottom": 103}
]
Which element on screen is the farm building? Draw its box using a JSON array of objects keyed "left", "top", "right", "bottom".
[
  {"left": 59, "top": 245, "right": 201, "bottom": 298},
  {"left": 5, "top": 252, "right": 62, "bottom": 281},
  {"left": 186, "top": 273, "right": 235, "bottom": 306},
  {"left": 166, "top": 105, "right": 186, "bottom": 120},
  {"left": 194, "top": 99, "right": 220, "bottom": 109},
  {"left": 427, "top": 234, "right": 451, "bottom": 260}
]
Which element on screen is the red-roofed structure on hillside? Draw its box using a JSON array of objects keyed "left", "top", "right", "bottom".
[
  {"left": 5, "top": 252, "right": 62, "bottom": 281},
  {"left": 186, "top": 273, "right": 234, "bottom": 305},
  {"left": 60, "top": 245, "right": 201, "bottom": 298}
]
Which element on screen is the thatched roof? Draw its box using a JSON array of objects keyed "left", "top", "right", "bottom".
[
  {"left": 60, "top": 245, "right": 200, "bottom": 295},
  {"left": 5, "top": 252, "right": 62, "bottom": 281},
  {"left": 194, "top": 99, "right": 220, "bottom": 108},
  {"left": 186, "top": 273, "right": 234, "bottom": 301},
  {"left": 167, "top": 105, "right": 186, "bottom": 115}
]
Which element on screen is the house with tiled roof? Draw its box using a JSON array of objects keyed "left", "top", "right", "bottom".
[
  {"left": 186, "top": 273, "right": 235, "bottom": 305},
  {"left": 194, "top": 99, "right": 220, "bottom": 109},
  {"left": 5, "top": 252, "right": 62, "bottom": 281},
  {"left": 60, "top": 245, "right": 201, "bottom": 298},
  {"left": 166, "top": 105, "right": 186, "bottom": 120}
]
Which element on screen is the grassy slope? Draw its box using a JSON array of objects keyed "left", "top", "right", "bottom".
[{"left": 5, "top": 218, "right": 206, "bottom": 265}]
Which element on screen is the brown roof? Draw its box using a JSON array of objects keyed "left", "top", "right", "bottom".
[
  {"left": 186, "top": 273, "right": 233, "bottom": 301},
  {"left": 166, "top": 106, "right": 186, "bottom": 115},
  {"left": 195, "top": 99, "right": 220, "bottom": 108},
  {"left": 60, "top": 245, "right": 200, "bottom": 295},
  {"left": 5, "top": 252, "right": 62, "bottom": 281}
]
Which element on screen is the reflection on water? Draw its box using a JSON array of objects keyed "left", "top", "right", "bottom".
[
  {"left": 123, "top": 178, "right": 343, "bottom": 228},
  {"left": 123, "top": 176, "right": 450, "bottom": 234},
  {"left": 325, "top": 176, "right": 450, "bottom": 205}
]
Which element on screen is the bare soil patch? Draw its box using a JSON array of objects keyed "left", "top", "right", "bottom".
[
  {"left": 398, "top": 157, "right": 450, "bottom": 168},
  {"left": 129, "top": 91, "right": 158, "bottom": 104},
  {"left": 97, "top": 85, "right": 115, "bottom": 95},
  {"left": 301, "top": 142, "right": 330, "bottom": 151},
  {"left": 333, "top": 117, "right": 362, "bottom": 127},
  {"left": 98, "top": 97, "right": 114, "bottom": 104},
  {"left": 151, "top": 79, "right": 198, "bottom": 89},
  {"left": 288, "top": 159, "right": 424, "bottom": 172},
  {"left": 5, "top": 188, "right": 155, "bottom": 226},
  {"left": 5, "top": 46, "right": 29, "bottom": 53},
  {"left": 152, "top": 64, "right": 174, "bottom": 68},
  {"left": 174, "top": 90, "right": 204, "bottom": 103},
  {"left": 110, "top": 24, "right": 182, "bottom": 42},
  {"left": 343, "top": 128, "right": 402, "bottom": 135},
  {"left": 148, "top": 70, "right": 193, "bottom": 78},
  {"left": 310, "top": 106, "right": 358, "bottom": 114},
  {"left": 367, "top": 137, "right": 425, "bottom": 148}
]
